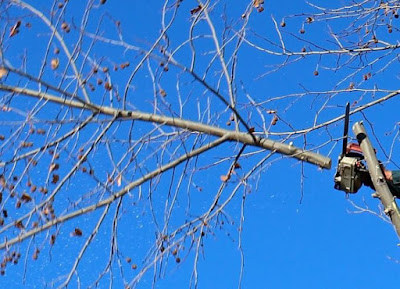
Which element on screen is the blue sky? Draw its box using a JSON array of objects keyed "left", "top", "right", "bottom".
[{"left": 1, "top": 0, "right": 400, "bottom": 288}]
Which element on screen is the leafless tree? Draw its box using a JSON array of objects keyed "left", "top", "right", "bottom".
[{"left": 0, "top": 0, "right": 399, "bottom": 288}]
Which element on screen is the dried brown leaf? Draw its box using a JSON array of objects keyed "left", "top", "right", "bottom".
[
  {"left": 190, "top": 5, "right": 202, "bottom": 15},
  {"left": 9, "top": 21, "right": 21, "bottom": 37},
  {"left": 21, "top": 142, "right": 33, "bottom": 148},
  {"left": 36, "top": 128, "right": 46, "bottom": 135},
  {"left": 51, "top": 174, "right": 60, "bottom": 184},
  {"left": 49, "top": 163, "right": 60, "bottom": 172},
  {"left": 271, "top": 115, "right": 278, "bottom": 126},
  {"left": 21, "top": 193, "right": 32, "bottom": 203},
  {"left": 120, "top": 62, "right": 130, "bottom": 69}
]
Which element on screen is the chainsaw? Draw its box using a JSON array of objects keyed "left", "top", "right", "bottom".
[{"left": 334, "top": 103, "right": 372, "bottom": 193}]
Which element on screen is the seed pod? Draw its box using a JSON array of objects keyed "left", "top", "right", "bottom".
[
  {"left": 72, "top": 228, "right": 83, "bottom": 236},
  {"left": 51, "top": 58, "right": 59, "bottom": 70},
  {"left": 0, "top": 67, "right": 8, "bottom": 79},
  {"left": 271, "top": 114, "right": 278, "bottom": 126},
  {"left": 51, "top": 174, "right": 59, "bottom": 184},
  {"left": 61, "top": 22, "right": 70, "bottom": 33},
  {"left": 32, "top": 249, "right": 39, "bottom": 260},
  {"left": 15, "top": 220, "right": 24, "bottom": 229},
  {"left": 50, "top": 234, "right": 56, "bottom": 245},
  {"left": 104, "top": 82, "right": 112, "bottom": 91},
  {"left": 37, "top": 129, "right": 46, "bottom": 135},
  {"left": 159, "top": 89, "right": 167, "bottom": 97},
  {"left": 21, "top": 193, "right": 32, "bottom": 202}
]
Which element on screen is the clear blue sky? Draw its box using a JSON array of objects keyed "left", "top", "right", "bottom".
[{"left": 1, "top": 1, "right": 400, "bottom": 288}]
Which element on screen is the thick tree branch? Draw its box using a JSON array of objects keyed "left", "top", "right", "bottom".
[{"left": 0, "top": 84, "right": 332, "bottom": 169}]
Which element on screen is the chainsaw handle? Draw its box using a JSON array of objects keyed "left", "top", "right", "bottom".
[{"left": 346, "top": 143, "right": 376, "bottom": 154}]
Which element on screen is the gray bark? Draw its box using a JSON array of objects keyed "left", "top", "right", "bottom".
[
  {"left": 0, "top": 84, "right": 332, "bottom": 169},
  {"left": 353, "top": 121, "right": 400, "bottom": 239}
]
